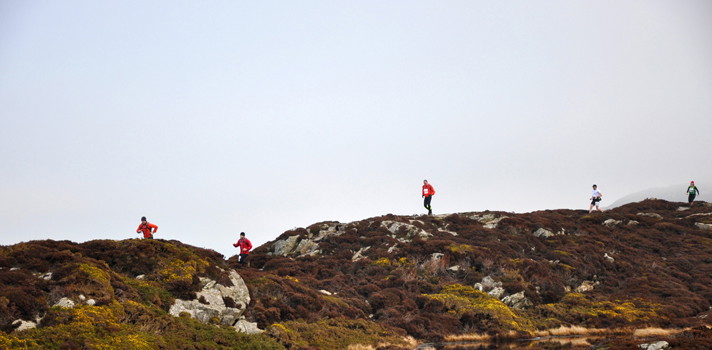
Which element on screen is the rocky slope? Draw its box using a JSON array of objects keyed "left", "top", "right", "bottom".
[
  {"left": 0, "top": 239, "right": 280, "bottom": 349},
  {"left": 1, "top": 199, "right": 712, "bottom": 349}
]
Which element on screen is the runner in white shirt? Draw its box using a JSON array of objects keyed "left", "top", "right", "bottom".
[{"left": 589, "top": 184, "right": 603, "bottom": 213}]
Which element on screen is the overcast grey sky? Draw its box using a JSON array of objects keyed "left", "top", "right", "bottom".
[{"left": 2, "top": 1, "right": 711, "bottom": 258}]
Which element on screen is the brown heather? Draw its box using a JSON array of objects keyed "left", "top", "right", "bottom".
[{"left": 1, "top": 199, "right": 711, "bottom": 349}]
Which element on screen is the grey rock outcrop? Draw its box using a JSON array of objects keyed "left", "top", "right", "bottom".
[
  {"left": 575, "top": 280, "right": 598, "bottom": 293},
  {"left": 54, "top": 297, "right": 75, "bottom": 308},
  {"left": 695, "top": 222, "right": 712, "bottom": 230},
  {"left": 474, "top": 276, "right": 502, "bottom": 293},
  {"left": 533, "top": 228, "right": 555, "bottom": 238},
  {"left": 470, "top": 214, "right": 508, "bottom": 229},
  {"left": 637, "top": 212, "right": 663, "bottom": 220},
  {"left": 12, "top": 319, "right": 37, "bottom": 332},
  {"left": 269, "top": 222, "right": 348, "bottom": 257},
  {"left": 502, "top": 291, "right": 533, "bottom": 309},
  {"left": 271, "top": 235, "right": 300, "bottom": 256},
  {"left": 382, "top": 221, "right": 431, "bottom": 241},
  {"left": 488, "top": 287, "right": 506, "bottom": 299},
  {"left": 639, "top": 341, "right": 669, "bottom": 350},
  {"left": 293, "top": 239, "right": 320, "bottom": 257},
  {"left": 603, "top": 219, "right": 622, "bottom": 227},
  {"left": 169, "top": 269, "right": 253, "bottom": 331},
  {"left": 234, "top": 318, "right": 263, "bottom": 334},
  {"left": 351, "top": 246, "right": 371, "bottom": 262},
  {"left": 447, "top": 265, "right": 461, "bottom": 273},
  {"left": 33, "top": 272, "right": 52, "bottom": 280},
  {"left": 270, "top": 234, "right": 320, "bottom": 257}
]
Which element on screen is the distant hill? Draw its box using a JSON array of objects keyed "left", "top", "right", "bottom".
[
  {"left": 608, "top": 180, "right": 710, "bottom": 208},
  {"left": 2, "top": 199, "right": 712, "bottom": 349}
]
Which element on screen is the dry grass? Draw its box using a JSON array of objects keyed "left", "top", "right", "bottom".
[
  {"left": 543, "top": 337, "right": 595, "bottom": 347},
  {"left": 536, "top": 325, "right": 609, "bottom": 337},
  {"left": 633, "top": 327, "right": 684, "bottom": 337},
  {"left": 444, "top": 333, "right": 491, "bottom": 342},
  {"left": 400, "top": 336, "right": 419, "bottom": 347},
  {"left": 348, "top": 336, "right": 418, "bottom": 350},
  {"left": 346, "top": 345, "right": 374, "bottom": 350}
]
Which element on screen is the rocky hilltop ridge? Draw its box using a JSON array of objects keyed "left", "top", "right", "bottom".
[{"left": 2, "top": 199, "right": 712, "bottom": 349}]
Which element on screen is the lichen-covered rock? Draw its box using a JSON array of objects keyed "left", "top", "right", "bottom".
[
  {"left": 575, "top": 280, "right": 597, "bottom": 293},
  {"left": 447, "top": 265, "right": 461, "bottom": 273},
  {"left": 53, "top": 297, "right": 75, "bottom": 308},
  {"left": 351, "top": 246, "right": 371, "bottom": 262},
  {"left": 488, "top": 287, "right": 506, "bottom": 299},
  {"left": 470, "top": 214, "right": 508, "bottom": 229},
  {"left": 271, "top": 235, "right": 300, "bottom": 256},
  {"left": 533, "top": 228, "right": 555, "bottom": 238},
  {"left": 294, "top": 239, "right": 320, "bottom": 256},
  {"left": 12, "top": 319, "right": 37, "bottom": 332},
  {"left": 234, "top": 318, "right": 263, "bottom": 334},
  {"left": 502, "top": 291, "right": 533, "bottom": 309},
  {"left": 639, "top": 340, "right": 669, "bottom": 350},
  {"left": 169, "top": 269, "right": 250, "bottom": 327},
  {"left": 381, "top": 221, "right": 431, "bottom": 241},
  {"left": 475, "top": 276, "right": 502, "bottom": 293},
  {"left": 603, "top": 219, "right": 622, "bottom": 227}
]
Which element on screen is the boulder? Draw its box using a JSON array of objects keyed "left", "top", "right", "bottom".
[
  {"left": 639, "top": 341, "right": 669, "bottom": 350},
  {"left": 294, "top": 239, "right": 320, "bottom": 256},
  {"left": 54, "top": 297, "right": 75, "bottom": 308},
  {"left": 488, "top": 287, "right": 506, "bottom": 299},
  {"left": 502, "top": 291, "right": 533, "bottom": 309},
  {"left": 12, "top": 319, "right": 37, "bottom": 332},
  {"left": 271, "top": 235, "right": 300, "bottom": 256},
  {"left": 169, "top": 269, "right": 251, "bottom": 328},
  {"left": 627, "top": 220, "right": 639, "bottom": 226},
  {"left": 575, "top": 280, "right": 598, "bottom": 293},
  {"left": 234, "top": 318, "right": 263, "bottom": 334},
  {"left": 533, "top": 228, "right": 555, "bottom": 238},
  {"left": 447, "top": 265, "right": 461, "bottom": 273},
  {"left": 474, "top": 276, "right": 502, "bottom": 292},
  {"left": 381, "top": 221, "right": 431, "bottom": 241},
  {"left": 604, "top": 253, "right": 615, "bottom": 263},
  {"left": 33, "top": 272, "right": 52, "bottom": 281},
  {"left": 603, "top": 219, "right": 622, "bottom": 227}
]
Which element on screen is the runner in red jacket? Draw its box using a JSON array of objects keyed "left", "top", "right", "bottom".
[
  {"left": 422, "top": 180, "right": 435, "bottom": 215},
  {"left": 136, "top": 216, "right": 158, "bottom": 239},
  {"left": 233, "top": 232, "right": 253, "bottom": 265}
]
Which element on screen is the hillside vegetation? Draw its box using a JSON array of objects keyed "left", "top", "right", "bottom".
[{"left": 2, "top": 199, "right": 712, "bottom": 349}]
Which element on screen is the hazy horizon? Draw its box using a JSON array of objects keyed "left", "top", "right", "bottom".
[{"left": 2, "top": 1, "right": 711, "bottom": 258}]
